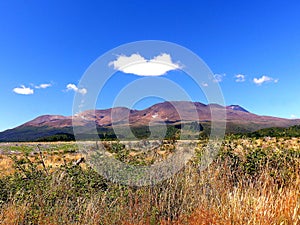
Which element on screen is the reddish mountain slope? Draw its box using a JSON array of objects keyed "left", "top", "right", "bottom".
[
  {"left": 18, "top": 101, "right": 300, "bottom": 129},
  {"left": 1, "top": 101, "right": 299, "bottom": 141}
]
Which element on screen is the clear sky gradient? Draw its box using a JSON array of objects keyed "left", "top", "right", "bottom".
[{"left": 0, "top": 0, "right": 300, "bottom": 131}]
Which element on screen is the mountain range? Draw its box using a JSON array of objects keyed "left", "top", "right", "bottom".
[{"left": 0, "top": 101, "right": 299, "bottom": 142}]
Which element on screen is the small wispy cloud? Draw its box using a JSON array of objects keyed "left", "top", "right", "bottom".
[
  {"left": 201, "top": 82, "right": 208, "bottom": 87},
  {"left": 235, "top": 74, "right": 246, "bottom": 82},
  {"left": 253, "top": 75, "right": 278, "bottom": 85},
  {"left": 291, "top": 114, "right": 298, "bottom": 119},
  {"left": 35, "top": 83, "right": 52, "bottom": 89},
  {"left": 213, "top": 73, "right": 225, "bottom": 83},
  {"left": 109, "top": 53, "right": 181, "bottom": 76},
  {"left": 13, "top": 85, "right": 34, "bottom": 95},
  {"left": 66, "top": 84, "right": 87, "bottom": 95}
]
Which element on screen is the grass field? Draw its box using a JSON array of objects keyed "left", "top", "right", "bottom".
[{"left": 0, "top": 137, "right": 299, "bottom": 224}]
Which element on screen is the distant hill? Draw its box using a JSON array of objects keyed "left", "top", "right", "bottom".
[{"left": 0, "top": 101, "right": 299, "bottom": 141}]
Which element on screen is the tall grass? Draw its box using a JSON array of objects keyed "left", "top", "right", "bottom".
[{"left": 0, "top": 138, "right": 299, "bottom": 225}]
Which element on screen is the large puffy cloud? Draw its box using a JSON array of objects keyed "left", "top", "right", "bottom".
[
  {"left": 109, "top": 53, "right": 181, "bottom": 76},
  {"left": 13, "top": 85, "right": 34, "bottom": 95},
  {"left": 66, "top": 83, "right": 87, "bottom": 95},
  {"left": 253, "top": 75, "right": 278, "bottom": 85}
]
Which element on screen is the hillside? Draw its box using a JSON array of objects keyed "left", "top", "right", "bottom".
[{"left": 0, "top": 101, "right": 299, "bottom": 141}]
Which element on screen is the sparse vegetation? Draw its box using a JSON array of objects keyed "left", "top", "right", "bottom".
[{"left": 0, "top": 137, "right": 299, "bottom": 224}]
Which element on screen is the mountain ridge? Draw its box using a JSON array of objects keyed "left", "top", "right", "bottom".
[{"left": 1, "top": 101, "right": 299, "bottom": 141}]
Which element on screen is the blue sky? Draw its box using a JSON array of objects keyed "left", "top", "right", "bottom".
[{"left": 0, "top": 0, "right": 300, "bottom": 131}]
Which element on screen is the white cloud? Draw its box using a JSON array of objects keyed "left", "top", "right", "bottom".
[
  {"left": 13, "top": 85, "right": 34, "bottom": 95},
  {"left": 213, "top": 73, "right": 225, "bottom": 83},
  {"left": 109, "top": 53, "right": 181, "bottom": 76},
  {"left": 66, "top": 83, "right": 87, "bottom": 95},
  {"left": 253, "top": 75, "right": 278, "bottom": 85},
  {"left": 291, "top": 114, "right": 298, "bottom": 119},
  {"left": 35, "top": 83, "right": 52, "bottom": 89},
  {"left": 235, "top": 74, "right": 245, "bottom": 82},
  {"left": 201, "top": 82, "right": 208, "bottom": 87}
]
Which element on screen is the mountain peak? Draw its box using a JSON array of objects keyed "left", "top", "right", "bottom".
[
  {"left": 21, "top": 115, "right": 71, "bottom": 127},
  {"left": 226, "top": 105, "right": 249, "bottom": 113}
]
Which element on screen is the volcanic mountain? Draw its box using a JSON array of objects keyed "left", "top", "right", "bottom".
[
  {"left": 0, "top": 101, "right": 299, "bottom": 141},
  {"left": 226, "top": 105, "right": 249, "bottom": 113}
]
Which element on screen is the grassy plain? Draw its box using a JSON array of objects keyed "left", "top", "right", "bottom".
[{"left": 0, "top": 138, "right": 299, "bottom": 224}]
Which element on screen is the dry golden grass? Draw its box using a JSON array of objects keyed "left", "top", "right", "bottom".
[
  {"left": 0, "top": 152, "right": 85, "bottom": 176},
  {"left": 179, "top": 177, "right": 300, "bottom": 225},
  {"left": 0, "top": 138, "right": 299, "bottom": 224},
  {"left": 0, "top": 203, "right": 27, "bottom": 225},
  {"left": 0, "top": 155, "right": 14, "bottom": 177},
  {"left": 1, "top": 166, "right": 298, "bottom": 225}
]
